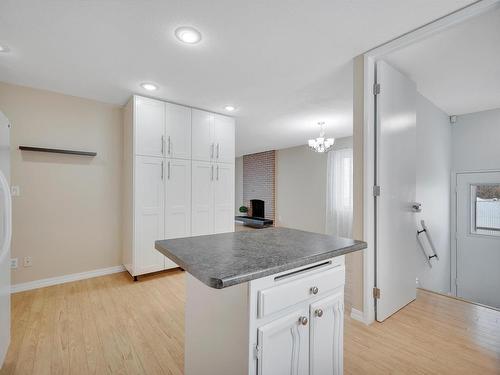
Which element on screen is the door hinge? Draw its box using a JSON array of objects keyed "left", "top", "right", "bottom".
[
  {"left": 373, "top": 83, "right": 381, "bottom": 96},
  {"left": 373, "top": 287, "right": 381, "bottom": 299},
  {"left": 373, "top": 185, "right": 381, "bottom": 197},
  {"left": 254, "top": 344, "right": 262, "bottom": 360}
]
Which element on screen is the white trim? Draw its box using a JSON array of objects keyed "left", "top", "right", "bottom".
[
  {"left": 350, "top": 308, "right": 368, "bottom": 324},
  {"left": 11, "top": 265, "right": 125, "bottom": 293},
  {"left": 360, "top": 0, "right": 500, "bottom": 325}
]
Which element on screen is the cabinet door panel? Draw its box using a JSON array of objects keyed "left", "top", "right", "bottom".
[
  {"left": 309, "top": 292, "right": 344, "bottom": 375},
  {"left": 214, "top": 114, "right": 235, "bottom": 163},
  {"left": 192, "top": 109, "right": 214, "bottom": 162},
  {"left": 165, "top": 103, "right": 191, "bottom": 159},
  {"left": 214, "top": 163, "right": 235, "bottom": 234},
  {"left": 134, "top": 156, "right": 165, "bottom": 274},
  {"left": 165, "top": 159, "right": 191, "bottom": 269},
  {"left": 191, "top": 161, "right": 214, "bottom": 236},
  {"left": 257, "top": 308, "right": 309, "bottom": 375},
  {"left": 135, "top": 97, "right": 165, "bottom": 157}
]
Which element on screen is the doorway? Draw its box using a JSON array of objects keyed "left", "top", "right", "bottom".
[{"left": 454, "top": 171, "right": 500, "bottom": 309}]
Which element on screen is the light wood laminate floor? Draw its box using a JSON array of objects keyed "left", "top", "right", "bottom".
[{"left": 1, "top": 270, "right": 499, "bottom": 374}]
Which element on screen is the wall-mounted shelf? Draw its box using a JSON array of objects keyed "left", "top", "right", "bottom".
[{"left": 19, "top": 146, "right": 97, "bottom": 157}]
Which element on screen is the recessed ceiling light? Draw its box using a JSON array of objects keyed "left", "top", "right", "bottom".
[
  {"left": 0, "top": 44, "right": 10, "bottom": 53},
  {"left": 175, "top": 26, "right": 202, "bottom": 44},
  {"left": 224, "top": 105, "right": 236, "bottom": 112},
  {"left": 140, "top": 82, "right": 158, "bottom": 91}
]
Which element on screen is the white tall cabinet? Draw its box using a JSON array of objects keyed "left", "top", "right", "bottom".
[{"left": 123, "top": 96, "right": 235, "bottom": 278}]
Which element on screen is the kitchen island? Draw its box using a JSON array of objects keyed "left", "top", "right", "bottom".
[{"left": 155, "top": 227, "right": 366, "bottom": 375}]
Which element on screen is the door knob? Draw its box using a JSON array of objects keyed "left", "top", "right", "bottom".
[
  {"left": 315, "top": 309, "right": 324, "bottom": 317},
  {"left": 310, "top": 286, "right": 319, "bottom": 295},
  {"left": 299, "top": 316, "right": 308, "bottom": 326},
  {"left": 411, "top": 202, "right": 422, "bottom": 213}
]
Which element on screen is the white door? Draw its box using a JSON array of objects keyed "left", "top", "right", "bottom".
[
  {"left": 134, "top": 156, "right": 165, "bottom": 274},
  {"left": 213, "top": 114, "right": 235, "bottom": 164},
  {"left": 191, "top": 161, "right": 214, "bottom": 236},
  {"left": 214, "top": 163, "right": 235, "bottom": 234},
  {"left": 257, "top": 308, "right": 309, "bottom": 375},
  {"left": 375, "top": 61, "right": 417, "bottom": 322},
  {"left": 456, "top": 172, "right": 500, "bottom": 308},
  {"left": 309, "top": 292, "right": 344, "bottom": 375},
  {"left": 165, "top": 103, "right": 191, "bottom": 160},
  {"left": 192, "top": 109, "right": 214, "bottom": 162},
  {"left": 135, "top": 96, "right": 166, "bottom": 157},
  {"left": 164, "top": 159, "right": 191, "bottom": 269},
  {"left": 0, "top": 112, "right": 11, "bottom": 367}
]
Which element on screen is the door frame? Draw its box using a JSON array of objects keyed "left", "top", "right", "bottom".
[
  {"left": 450, "top": 169, "right": 500, "bottom": 297},
  {"left": 358, "top": 0, "right": 500, "bottom": 325}
]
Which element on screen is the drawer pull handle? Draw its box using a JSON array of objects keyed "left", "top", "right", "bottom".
[
  {"left": 299, "top": 316, "right": 308, "bottom": 326},
  {"left": 310, "top": 286, "right": 319, "bottom": 295},
  {"left": 315, "top": 309, "right": 324, "bottom": 318}
]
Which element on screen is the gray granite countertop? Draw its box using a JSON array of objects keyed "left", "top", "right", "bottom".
[{"left": 155, "top": 227, "right": 367, "bottom": 289}]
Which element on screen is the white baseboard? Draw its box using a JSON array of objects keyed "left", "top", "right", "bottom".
[
  {"left": 350, "top": 308, "right": 368, "bottom": 324},
  {"left": 11, "top": 265, "right": 126, "bottom": 293}
]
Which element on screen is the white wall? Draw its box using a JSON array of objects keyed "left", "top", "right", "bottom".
[
  {"left": 415, "top": 94, "right": 452, "bottom": 294},
  {"left": 452, "top": 108, "right": 500, "bottom": 171}
]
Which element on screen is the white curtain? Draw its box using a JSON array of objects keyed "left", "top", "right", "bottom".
[{"left": 326, "top": 148, "right": 353, "bottom": 237}]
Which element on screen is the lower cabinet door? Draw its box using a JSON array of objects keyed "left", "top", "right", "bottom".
[
  {"left": 257, "top": 308, "right": 309, "bottom": 375},
  {"left": 309, "top": 292, "right": 344, "bottom": 375},
  {"left": 214, "top": 163, "right": 234, "bottom": 234},
  {"left": 164, "top": 158, "right": 191, "bottom": 269},
  {"left": 134, "top": 156, "right": 165, "bottom": 275}
]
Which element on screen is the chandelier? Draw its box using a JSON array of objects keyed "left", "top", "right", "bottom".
[{"left": 308, "top": 122, "right": 335, "bottom": 153}]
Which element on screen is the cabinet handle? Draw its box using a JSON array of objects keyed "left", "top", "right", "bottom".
[
  {"left": 211, "top": 143, "right": 214, "bottom": 159},
  {"left": 161, "top": 161, "right": 164, "bottom": 180},
  {"left": 216, "top": 143, "right": 220, "bottom": 159},
  {"left": 310, "top": 286, "right": 319, "bottom": 295},
  {"left": 315, "top": 309, "right": 324, "bottom": 318},
  {"left": 168, "top": 136, "right": 171, "bottom": 155},
  {"left": 216, "top": 165, "right": 219, "bottom": 180},
  {"left": 161, "top": 136, "right": 165, "bottom": 155},
  {"left": 211, "top": 165, "right": 214, "bottom": 181},
  {"left": 167, "top": 161, "right": 171, "bottom": 179},
  {"left": 299, "top": 316, "right": 308, "bottom": 326}
]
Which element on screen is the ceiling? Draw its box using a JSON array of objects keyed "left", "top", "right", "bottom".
[
  {"left": 0, "top": 0, "right": 474, "bottom": 156},
  {"left": 385, "top": 4, "right": 500, "bottom": 116}
]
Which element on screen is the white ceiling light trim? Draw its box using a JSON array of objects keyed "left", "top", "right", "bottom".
[
  {"left": 308, "top": 122, "right": 335, "bottom": 153},
  {"left": 140, "top": 82, "right": 158, "bottom": 91},
  {"left": 224, "top": 105, "right": 236, "bottom": 112},
  {"left": 175, "top": 26, "right": 202, "bottom": 44}
]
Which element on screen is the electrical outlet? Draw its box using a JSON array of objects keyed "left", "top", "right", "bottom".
[
  {"left": 11, "top": 185, "right": 20, "bottom": 197},
  {"left": 23, "top": 256, "right": 32, "bottom": 267},
  {"left": 10, "top": 258, "right": 18, "bottom": 269}
]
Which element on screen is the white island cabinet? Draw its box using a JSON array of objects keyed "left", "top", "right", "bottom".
[{"left": 185, "top": 256, "right": 346, "bottom": 375}]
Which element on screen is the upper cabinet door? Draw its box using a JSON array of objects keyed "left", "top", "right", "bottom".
[
  {"left": 134, "top": 156, "right": 165, "bottom": 274},
  {"left": 257, "top": 308, "right": 309, "bottom": 375},
  {"left": 214, "top": 163, "right": 235, "bottom": 234},
  {"left": 192, "top": 109, "right": 214, "bottom": 162},
  {"left": 214, "top": 114, "right": 235, "bottom": 163},
  {"left": 135, "top": 97, "right": 166, "bottom": 157},
  {"left": 191, "top": 161, "right": 214, "bottom": 236},
  {"left": 164, "top": 158, "right": 191, "bottom": 269},
  {"left": 309, "top": 292, "right": 344, "bottom": 375},
  {"left": 165, "top": 103, "right": 191, "bottom": 160}
]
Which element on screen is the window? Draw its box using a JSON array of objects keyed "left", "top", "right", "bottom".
[{"left": 471, "top": 184, "right": 500, "bottom": 236}]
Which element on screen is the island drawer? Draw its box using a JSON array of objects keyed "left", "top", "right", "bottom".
[{"left": 257, "top": 263, "right": 345, "bottom": 319}]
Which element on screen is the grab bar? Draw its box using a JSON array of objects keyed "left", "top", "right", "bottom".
[{"left": 416, "top": 220, "right": 439, "bottom": 268}]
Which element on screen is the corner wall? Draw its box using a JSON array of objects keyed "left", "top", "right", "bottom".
[
  {"left": 0, "top": 82, "right": 123, "bottom": 284},
  {"left": 416, "top": 94, "right": 452, "bottom": 294}
]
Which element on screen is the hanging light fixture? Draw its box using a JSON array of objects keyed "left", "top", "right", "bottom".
[{"left": 308, "top": 122, "right": 335, "bottom": 153}]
